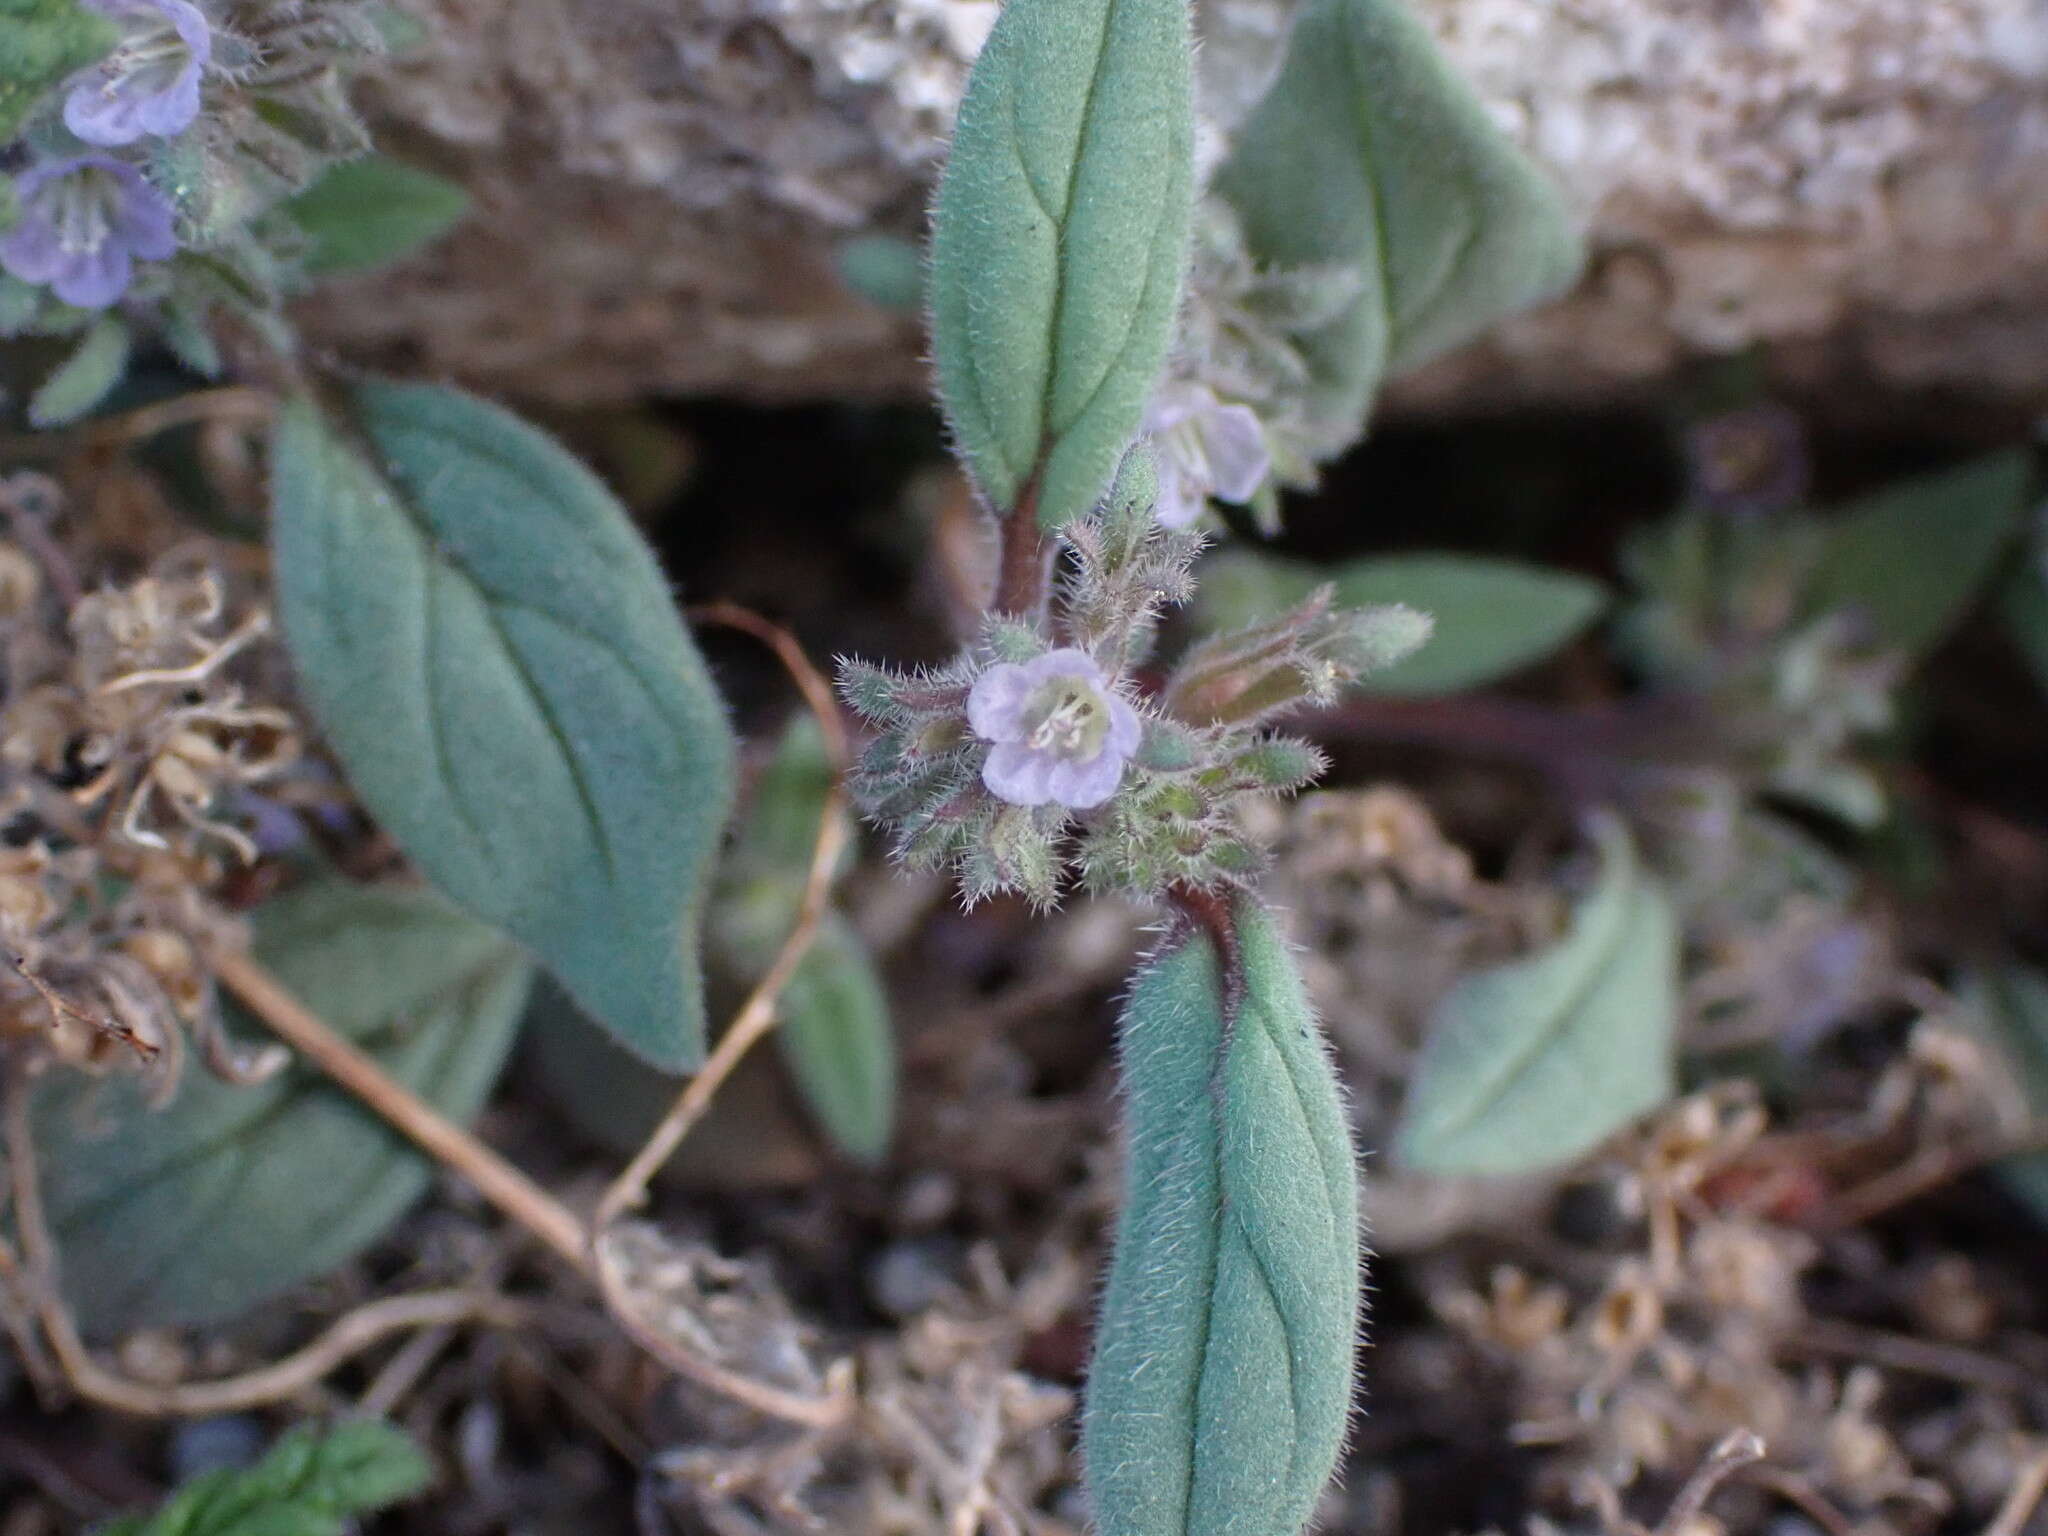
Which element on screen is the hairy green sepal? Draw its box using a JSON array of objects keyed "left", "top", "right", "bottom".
[
  {"left": 271, "top": 381, "right": 736, "bottom": 1069},
  {"left": 1398, "top": 814, "right": 1677, "bottom": 1174},
  {"left": 1214, "top": 0, "right": 1581, "bottom": 459},
  {"left": 1198, "top": 550, "right": 1609, "bottom": 696},
  {"left": 1085, "top": 897, "right": 1360, "bottom": 1536},
  {"left": 30, "top": 880, "right": 531, "bottom": 1335},
  {"left": 284, "top": 154, "right": 471, "bottom": 276},
  {"left": 28, "top": 313, "right": 129, "bottom": 427},
  {"left": 929, "top": 0, "right": 1194, "bottom": 529}
]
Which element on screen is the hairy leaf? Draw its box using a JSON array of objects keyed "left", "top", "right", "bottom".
[
  {"left": 97, "top": 1420, "right": 430, "bottom": 1536},
  {"left": 31, "top": 880, "right": 531, "bottom": 1335},
  {"left": 28, "top": 312, "right": 128, "bottom": 427},
  {"left": 1085, "top": 897, "right": 1359, "bottom": 1536},
  {"left": 0, "top": 0, "right": 116, "bottom": 142},
  {"left": 271, "top": 382, "right": 736, "bottom": 1068},
  {"left": 1807, "top": 451, "right": 2031, "bottom": 659},
  {"left": 1198, "top": 549, "right": 1607, "bottom": 695},
  {"left": 928, "top": 0, "right": 1194, "bottom": 529},
  {"left": 1214, "top": 0, "right": 1581, "bottom": 459},
  {"left": 284, "top": 155, "right": 470, "bottom": 276},
  {"left": 1398, "top": 815, "right": 1677, "bottom": 1175}
]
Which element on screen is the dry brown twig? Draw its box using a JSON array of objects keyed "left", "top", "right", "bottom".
[
  {"left": 1983, "top": 1443, "right": 2048, "bottom": 1536},
  {"left": 594, "top": 601, "right": 853, "bottom": 1229},
  {"left": 0, "top": 388, "right": 277, "bottom": 460},
  {"left": 1651, "top": 1430, "right": 1767, "bottom": 1536},
  {"left": 1828, "top": 1118, "right": 2048, "bottom": 1228},
  {"left": 210, "top": 946, "right": 592, "bottom": 1276},
  {"left": 5, "top": 603, "right": 860, "bottom": 1427},
  {"left": 1642, "top": 1432, "right": 1856, "bottom": 1536},
  {"left": 590, "top": 600, "right": 858, "bottom": 1430}
]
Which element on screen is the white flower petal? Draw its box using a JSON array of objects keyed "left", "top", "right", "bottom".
[
  {"left": 1022, "top": 646, "right": 1106, "bottom": 688},
  {"left": 1105, "top": 693, "right": 1143, "bottom": 757},
  {"left": 1045, "top": 750, "right": 1126, "bottom": 809},
  {"left": 967, "top": 662, "right": 1034, "bottom": 742},
  {"left": 982, "top": 741, "right": 1056, "bottom": 806},
  {"left": 1152, "top": 468, "right": 1206, "bottom": 529},
  {"left": 1200, "top": 402, "right": 1271, "bottom": 505},
  {"left": 1142, "top": 380, "right": 1206, "bottom": 436}
]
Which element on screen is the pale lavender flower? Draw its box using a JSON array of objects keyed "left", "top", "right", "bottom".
[
  {"left": 968, "top": 648, "right": 1143, "bottom": 810},
  {"left": 64, "top": 0, "right": 211, "bottom": 147},
  {"left": 1145, "top": 380, "right": 1271, "bottom": 529},
  {"left": 0, "top": 156, "right": 177, "bottom": 308}
]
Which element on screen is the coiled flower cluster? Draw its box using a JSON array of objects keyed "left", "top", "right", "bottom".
[
  {"left": 2, "top": 0, "right": 387, "bottom": 330},
  {"left": 839, "top": 446, "right": 1431, "bottom": 908}
]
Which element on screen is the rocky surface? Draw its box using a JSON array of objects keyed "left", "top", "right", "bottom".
[{"left": 298, "top": 0, "right": 2048, "bottom": 414}]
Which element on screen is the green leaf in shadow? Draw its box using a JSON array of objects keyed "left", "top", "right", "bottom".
[
  {"left": 1807, "top": 451, "right": 2032, "bottom": 660},
  {"left": 29, "top": 879, "right": 531, "bottom": 1335},
  {"left": 1958, "top": 965, "right": 2048, "bottom": 1225},
  {"left": 1397, "top": 815, "right": 1677, "bottom": 1175},
  {"left": 95, "top": 1420, "right": 430, "bottom": 1535}
]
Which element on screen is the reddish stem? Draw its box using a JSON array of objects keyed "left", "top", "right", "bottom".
[
  {"left": 991, "top": 479, "right": 1051, "bottom": 619},
  {"left": 1167, "top": 882, "right": 1245, "bottom": 1027}
]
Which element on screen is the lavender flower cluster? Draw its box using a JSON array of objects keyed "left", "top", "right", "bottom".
[{"left": 3, "top": 0, "right": 209, "bottom": 307}]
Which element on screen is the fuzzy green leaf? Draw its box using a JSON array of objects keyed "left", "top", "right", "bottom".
[
  {"left": 271, "top": 382, "right": 736, "bottom": 1069},
  {"left": 1198, "top": 550, "right": 1608, "bottom": 695},
  {"left": 1213, "top": 0, "right": 1581, "bottom": 459},
  {"left": 1807, "top": 451, "right": 2031, "bottom": 660},
  {"left": 96, "top": 1420, "right": 430, "bottom": 1536},
  {"left": 28, "top": 314, "right": 128, "bottom": 427},
  {"left": 1397, "top": 815, "right": 1677, "bottom": 1175},
  {"left": 284, "top": 155, "right": 470, "bottom": 276},
  {"left": 1085, "top": 897, "right": 1359, "bottom": 1536},
  {"left": 29, "top": 880, "right": 531, "bottom": 1335},
  {"left": 928, "top": 0, "right": 1194, "bottom": 529},
  {"left": 0, "top": 0, "right": 116, "bottom": 143}
]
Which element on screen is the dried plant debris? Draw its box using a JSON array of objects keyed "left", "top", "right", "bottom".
[
  {"left": 1380, "top": 1084, "right": 2045, "bottom": 1536},
  {"left": 614, "top": 1226, "right": 1086, "bottom": 1535},
  {"left": 0, "top": 470, "right": 308, "bottom": 1093}
]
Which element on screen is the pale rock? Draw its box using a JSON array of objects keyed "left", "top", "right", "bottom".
[{"left": 298, "top": 0, "right": 2048, "bottom": 415}]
